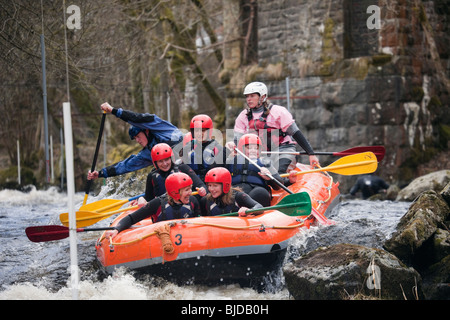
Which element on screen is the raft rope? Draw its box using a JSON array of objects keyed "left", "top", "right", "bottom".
[
  {"left": 155, "top": 223, "right": 174, "bottom": 254},
  {"left": 316, "top": 169, "right": 334, "bottom": 211},
  {"left": 100, "top": 219, "right": 305, "bottom": 249},
  {"left": 185, "top": 220, "right": 305, "bottom": 230}
]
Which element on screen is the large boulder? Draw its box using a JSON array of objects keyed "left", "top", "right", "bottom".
[
  {"left": 422, "top": 255, "right": 450, "bottom": 300},
  {"left": 396, "top": 170, "right": 450, "bottom": 201},
  {"left": 283, "top": 243, "right": 423, "bottom": 300},
  {"left": 431, "top": 228, "right": 450, "bottom": 262},
  {"left": 384, "top": 190, "right": 450, "bottom": 264},
  {"left": 441, "top": 182, "right": 450, "bottom": 206}
]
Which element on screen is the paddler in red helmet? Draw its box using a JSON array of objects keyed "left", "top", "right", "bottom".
[
  {"left": 226, "top": 133, "right": 297, "bottom": 207},
  {"left": 104, "top": 172, "right": 201, "bottom": 239},
  {"left": 204, "top": 167, "right": 263, "bottom": 217},
  {"left": 130, "top": 143, "right": 207, "bottom": 208}
]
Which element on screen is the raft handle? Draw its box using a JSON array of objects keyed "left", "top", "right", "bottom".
[{"left": 108, "top": 236, "right": 115, "bottom": 253}]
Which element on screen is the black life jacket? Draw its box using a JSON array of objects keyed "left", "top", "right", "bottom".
[
  {"left": 205, "top": 194, "right": 239, "bottom": 216},
  {"left": 228, "top": 155, "right": 267, "bottom": 188},
  {"left": 187, "top": 140, "right": 220, "bottom": 179},
  {"left": 156, "top": 195, "right": 196, "bottom": 222},
  {"left": 150, "top": 165, "right": 180, "bottom": 197}
]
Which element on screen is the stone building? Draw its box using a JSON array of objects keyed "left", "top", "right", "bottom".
[{"left": 224, "top": 0, "right": 449, "bottom": 188}]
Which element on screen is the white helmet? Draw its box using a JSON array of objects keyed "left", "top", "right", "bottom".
[{"left": 243, "top": 82, "right": 268, "bottom": 102}]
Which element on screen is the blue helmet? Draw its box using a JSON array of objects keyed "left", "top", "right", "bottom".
[{"left": 128, "top": 126, "right": 144, "bottom": 140}]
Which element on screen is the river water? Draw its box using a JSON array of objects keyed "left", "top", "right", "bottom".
[{"left": 0, "top": 186, "right": 411, "bottom": 300}]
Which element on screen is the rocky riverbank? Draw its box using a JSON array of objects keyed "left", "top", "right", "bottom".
[{"left": 283, "top": 170, "right": 450, "bottom": 300}]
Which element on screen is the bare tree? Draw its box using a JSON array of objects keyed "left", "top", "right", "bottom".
[{"left": 0, "top": 0, "right": 252, "bottom": 187}]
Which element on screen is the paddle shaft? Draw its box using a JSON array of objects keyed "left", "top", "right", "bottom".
[
  {"left": 95, "top": 193, "right": 144, "bottom": 213},
  {"left": 262, "top": 145, "right": 385, "bottom": 162},
  {"left": 83, "top": 112, "right": 107, "bottom": 205},
  {"left": 235, "top": 148, "right": 293, "bottom": 195},
  {"left": 219, "top": 201, "right": 309, "bottom": 217}
]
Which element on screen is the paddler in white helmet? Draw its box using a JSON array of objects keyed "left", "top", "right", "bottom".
[{"left": 226, "top": 81, "right": 320, "bottom": 173}]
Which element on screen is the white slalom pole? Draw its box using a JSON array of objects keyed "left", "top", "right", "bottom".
[
  {"left": 17, "top": 140, "right": 21, "bottom": 185},
  {"left": 63, "top": 102, "right": 79, "bottom": 300}
]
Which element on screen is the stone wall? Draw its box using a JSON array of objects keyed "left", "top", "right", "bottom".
[{"left": 246, "top": 0, "right": 450, "bottom": 189}]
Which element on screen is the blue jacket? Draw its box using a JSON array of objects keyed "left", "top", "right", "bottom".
[{"left": 99, "top": 108, "right": 183, "bottom": 178}]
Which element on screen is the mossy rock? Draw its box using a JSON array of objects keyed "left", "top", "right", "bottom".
[
  {"left": 371, "top": 54, "right": 392, "bottom": 66},
  {"left": 0, "top": 166, "right": 37, "bottom": 190}
]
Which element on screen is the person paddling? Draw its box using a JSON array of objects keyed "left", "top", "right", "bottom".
[
  {"left": 183, "top": 114, "right": 227, "bottom": 180},
  {"left": 104, "top": 172, "right": 201, "bottom": 239},
  {"left": 227, "top": 133, "right": 297, "bottom": 207},
  {"left": 226, "top": 82, "right": 319, "bottom": 173},
  {"left": 204, "top": 167, "right": 263, "bottom": 217},
  {"left": 130, "top": 143, "right": 206, "bottom": 207},
  {"left": 88, "top": 102, "right": 183, "bottom": 180}
]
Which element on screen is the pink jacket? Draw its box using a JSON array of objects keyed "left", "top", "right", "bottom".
[{"left": 234, "top": 104, "right": 295, "bottom": 144}]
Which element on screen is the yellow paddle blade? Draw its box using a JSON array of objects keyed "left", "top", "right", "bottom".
[
  {"left": 61, "top": 205, "right": 139, "bottom": 228},
  {"left": 79, "top": 198, "right": 128, "bottom": 212},
  {"left": 59, "top": 198, "right": 128, "bottom": 227},
  {"left": 281, "top": 152, "right": 378, "bottom": 177}
]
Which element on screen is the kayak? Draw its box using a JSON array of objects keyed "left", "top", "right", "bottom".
[{"left": 95, "top": 164, "right": 340, "bottom": 285}]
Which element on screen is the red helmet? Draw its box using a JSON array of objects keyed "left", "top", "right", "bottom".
[
  {"left": 205, "top": 167, "right": 232, "bottom": 194},
  {"left": 237, "top": 133, "right": 261, "bottom": 153},
  {"left": 151, "top": 143, "right": 173, "bottom": 166},
  {"left": 190, "top": 114, "right": 213, "bottom": 139},
  {"left": 165, "top": 172, "right": 193, "bottom": 201}
]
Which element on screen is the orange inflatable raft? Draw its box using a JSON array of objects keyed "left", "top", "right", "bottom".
[{"left": 95, "top": 164, "right": 340, "bottom": 285}]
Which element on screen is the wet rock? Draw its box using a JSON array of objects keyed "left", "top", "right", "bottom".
[
  {"left": 0, "top": 166, "right": 37, "bottom": 190},
  {"left": 396, "top": 170, "right": 450, "bottom": 201},
  {"left": 440, "top": 182, "right": 450, "bottom": 206},
  {"left": 431, "top": 229, "right": 450, "bottom": 262},
  {"left": 386, "top": 184, "right": 400, "bottom": 200},
  {"left": 384, "top": 190, "right": 450, "bottom": 264},
  {"left": 283, "top": 243, "right": 423, "bottom": 300},
  {"left": 422, "top": 255, "right": 450, "bottom": 300}
]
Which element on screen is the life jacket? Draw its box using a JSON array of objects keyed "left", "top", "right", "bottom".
[
  {"left": 228, "top": 155, "right": 267, "bottom": 188},
  {"left": 156, "top": 195, "right": 195, "bottom": 222},
  {"left": 246, "top": 103, "right": 288, "bottom": 150},
  {"left": 205, "top": 195, "right": 239, "bottom": 216},
  {"left": 150, "top": 165, "right": 180, "bottom": 197},
  {"left": 188, "top": 140, "right": 220, "bottom": 179}
]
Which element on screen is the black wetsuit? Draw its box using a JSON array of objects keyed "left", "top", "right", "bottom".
[
  {"left": 113, "top": 195, "right": 201, "bottom": 233},
  {"left": 204, "top": 190, "right": 263, "bottom": 216},
  {"left": 349, "top": 175, "right": 389, "bottom": 199}
]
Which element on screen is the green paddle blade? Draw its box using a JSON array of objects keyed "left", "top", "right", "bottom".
[
  {"left": 219, "top": 192, "right": 312, "bottom": 217},
  {"left": 275, "top": 191, "right": 312, "bottom": 216}
]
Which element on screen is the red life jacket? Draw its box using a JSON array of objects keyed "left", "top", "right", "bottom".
[{"left": 246, "top": 104, "right": 288, "bottom": 150}]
